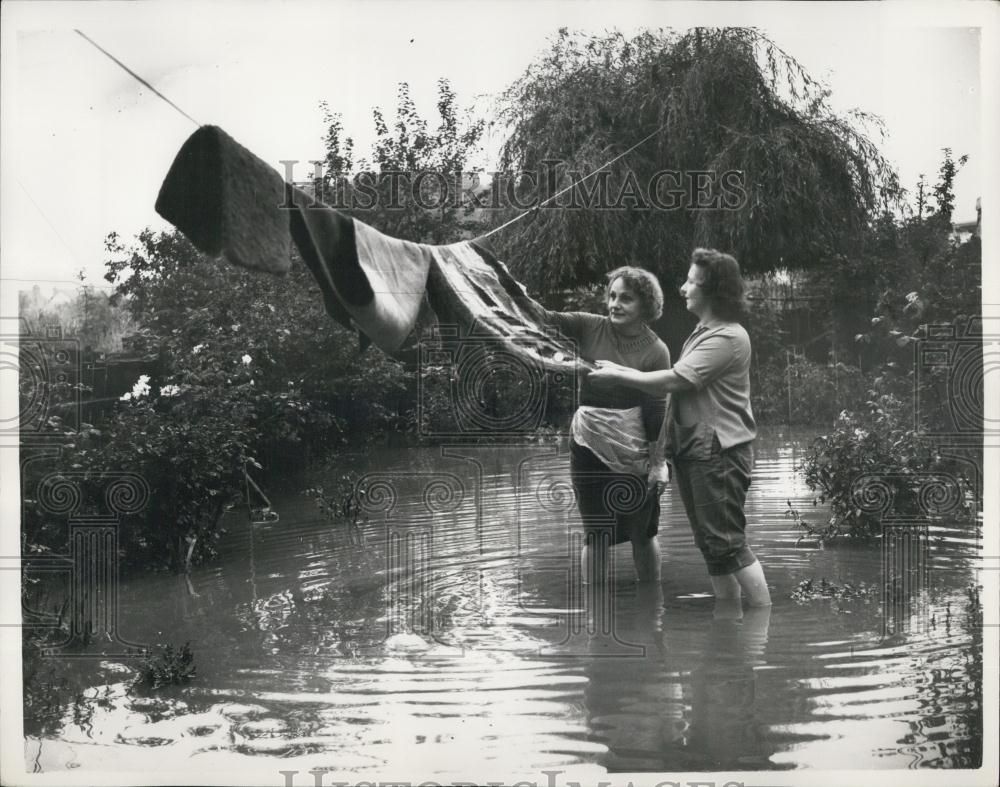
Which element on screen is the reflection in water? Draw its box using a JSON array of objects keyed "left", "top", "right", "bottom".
[
  {"left": 577, "top": 586, "right": 775, "bottom": 772},
  {"left": 22, "top": 433, "right": 983, "bottom": 775},
  {"left": 882, "top": 523, "right": 930, "bottom": 638},
  {"left": 684, "top": 604, "right": 772, "bottom": 771}
]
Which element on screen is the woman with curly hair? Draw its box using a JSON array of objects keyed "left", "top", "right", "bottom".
[
  {"left": 589, "top": 249, "right": 771, "bottom": 606},
  {"left": 534, "top": 266, "right": 671, "bottom": 585}
]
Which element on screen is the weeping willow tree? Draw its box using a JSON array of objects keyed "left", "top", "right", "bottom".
[{"left": 492, "top": 27, "right": 901, "bottom": 297}]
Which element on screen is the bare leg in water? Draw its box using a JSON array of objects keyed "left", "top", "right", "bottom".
[
  {"left": 710, "top": 561, "right": 771, "bottom": 606},
  {"left": 628, "top": 513, "right": 661, "bottom": 583},
  {"left": 581, "top": 532, "right": 612, "bottom": 585},
  {"left": 581, "top": 529, "right": 661, "bottom": 584}
]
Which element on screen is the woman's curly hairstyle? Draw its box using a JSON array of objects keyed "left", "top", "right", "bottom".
[
  {"left": 690, "top": 248, "right": 749, "bottom": 322},
  {"left": 605, "top": 266, "right": 664, "bottom": 322}
]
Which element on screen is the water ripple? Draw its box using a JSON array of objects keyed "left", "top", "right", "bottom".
[{"left": 26, "top": 432, "right": 983, "bottom": 774}]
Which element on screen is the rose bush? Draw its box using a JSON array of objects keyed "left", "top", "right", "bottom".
[{"left": 21, "top": 230, "right": 410, "bottom": 570}]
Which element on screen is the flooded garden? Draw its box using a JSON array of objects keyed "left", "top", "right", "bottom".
[
  {"left": 23, "top": 431, "right": 983, "bottom": 777},
  {"left": 10, "top": 19, "right": 989, "bottom": 787}
]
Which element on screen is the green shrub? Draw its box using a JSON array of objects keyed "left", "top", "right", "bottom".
[
  {"left": 28, "top": 344, "right": 339, "bottom": 571},
  {"left": 305, "top": 473, "right": 371, "bottom": 545},
  {"left": 799, "top": 388, "right": 974, "bottom": 537},
  {"left": 753, "top": 356, "right": 868, "bottom": 426},
  {"left": 21, "top": 603, "right": 73, "bottom": 736},
  {"left": 134, "top": 643, "right": 196, "bottom": 690},
  {"left": 795, "top": 155, "right": 982, "bottom": 540},
  {"left": 790, "top": 577, "right": 879, "bottom": 604},
  {"left": 19, "top": 230, "right": 408, "bottom": 571}
]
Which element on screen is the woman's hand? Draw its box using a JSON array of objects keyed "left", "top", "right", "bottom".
[
  {"left": 589, "top": 359, "right": 631, "bottom": 386},
  {"left": 647, "top": 459, "right": 670, "bottom": 495}
]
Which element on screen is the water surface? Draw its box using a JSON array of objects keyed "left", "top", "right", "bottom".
[{"left": 24, "top": 431, "right": 983, "bottom": 777}]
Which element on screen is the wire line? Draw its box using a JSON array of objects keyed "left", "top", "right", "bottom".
[
  {"left": 74, "top": 30, "right": 201, "bottom": 128},
  {"left": 481, "top": 122, "right": 667, "bottom": 239}
]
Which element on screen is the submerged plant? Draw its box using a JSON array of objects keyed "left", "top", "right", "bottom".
[
  {"left": 790, "top": 577, "right": 879, "bottom": 605},
  {"left": 305, "top": 473, "right": 369, "bottom": 545},
  {"left": 786, "top": 500, "right": 839, "bottom": 545},
  {"left": 134, "top": 642, "right": 196, "bottom": 690}
]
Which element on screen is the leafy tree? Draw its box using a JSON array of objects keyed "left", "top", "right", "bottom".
[
  {"left": 34, "top": 76, "right": 492, "bottom": 570},
  {"left": 931, "top": 148, "right": 969, "bottom": 224},
  {"left": 820, "top": 149, "right": 976, "bottom": 365},
  {"left": 18, "top": 279, "right": 135, "bottom": 354},
  {"left": 492, "top": 27, "right": 900, "bottom": 302},
  {"left": 21, "top": 227, "right": 420, "bottom": 571},
  {"left": 103, "top": 229, "right": 416, "bottom": 445},
  {"left": 796, "top": 150, "right": 980, "bottom": 538},
  {"left": 317, "top": 79, "right": 486, "bottom": 243}
]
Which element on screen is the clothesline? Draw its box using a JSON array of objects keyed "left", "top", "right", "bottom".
[
  {"left": 74, "top": 30, "right": 201, "bottom": 128},
  {"left": 480, "top": 122, "right": 668, "bottom": 239},
  {"left": 74, "top": 29, "right": 664, "bottom": 241}
]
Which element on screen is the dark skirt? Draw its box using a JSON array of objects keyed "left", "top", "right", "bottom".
[{"left": 569, "top": 439, "right": 660, "bottom": 546}]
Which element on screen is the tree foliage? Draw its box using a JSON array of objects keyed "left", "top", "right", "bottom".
[
  {"left": 816, "top": 148, "right": 977, "bottom": 362},
  {"left": 318, "top": 79, "right": 486, "bottom": 244},
  {"left": 493, "top": 27, "right": 900, "bottom": 295},
  {"left": 21, "top": 229, "right": 417, "bottom": 571},
  {"left": 796, "top": 151, "right": 980, "bottom": 538},
  {"left": 18, "top": 278, "right": 135, "bottom": 354},
  {"left": 22, "top": 80, "right": 496, "bottom": 571}
]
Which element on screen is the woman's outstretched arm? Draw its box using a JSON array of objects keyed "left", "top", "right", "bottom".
[{"left": 589, "top": 360, "right": 695, "bottom": 396}]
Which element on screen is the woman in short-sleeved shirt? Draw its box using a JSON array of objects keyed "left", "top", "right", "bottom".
[
  {"left": 536, "top": 267, "right": 671, "bottom": 584},
  {"left": 588, "top": 249, "right": 771, "bottom": 606}
]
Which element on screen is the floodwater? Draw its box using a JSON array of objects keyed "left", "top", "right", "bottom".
[{"left": 23, "top": 431, "right": 983, "bottom": 779}]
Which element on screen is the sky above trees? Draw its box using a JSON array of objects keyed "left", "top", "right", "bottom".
[{"left": 0, "top": 1, "right": 992, "bottom": 294}]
